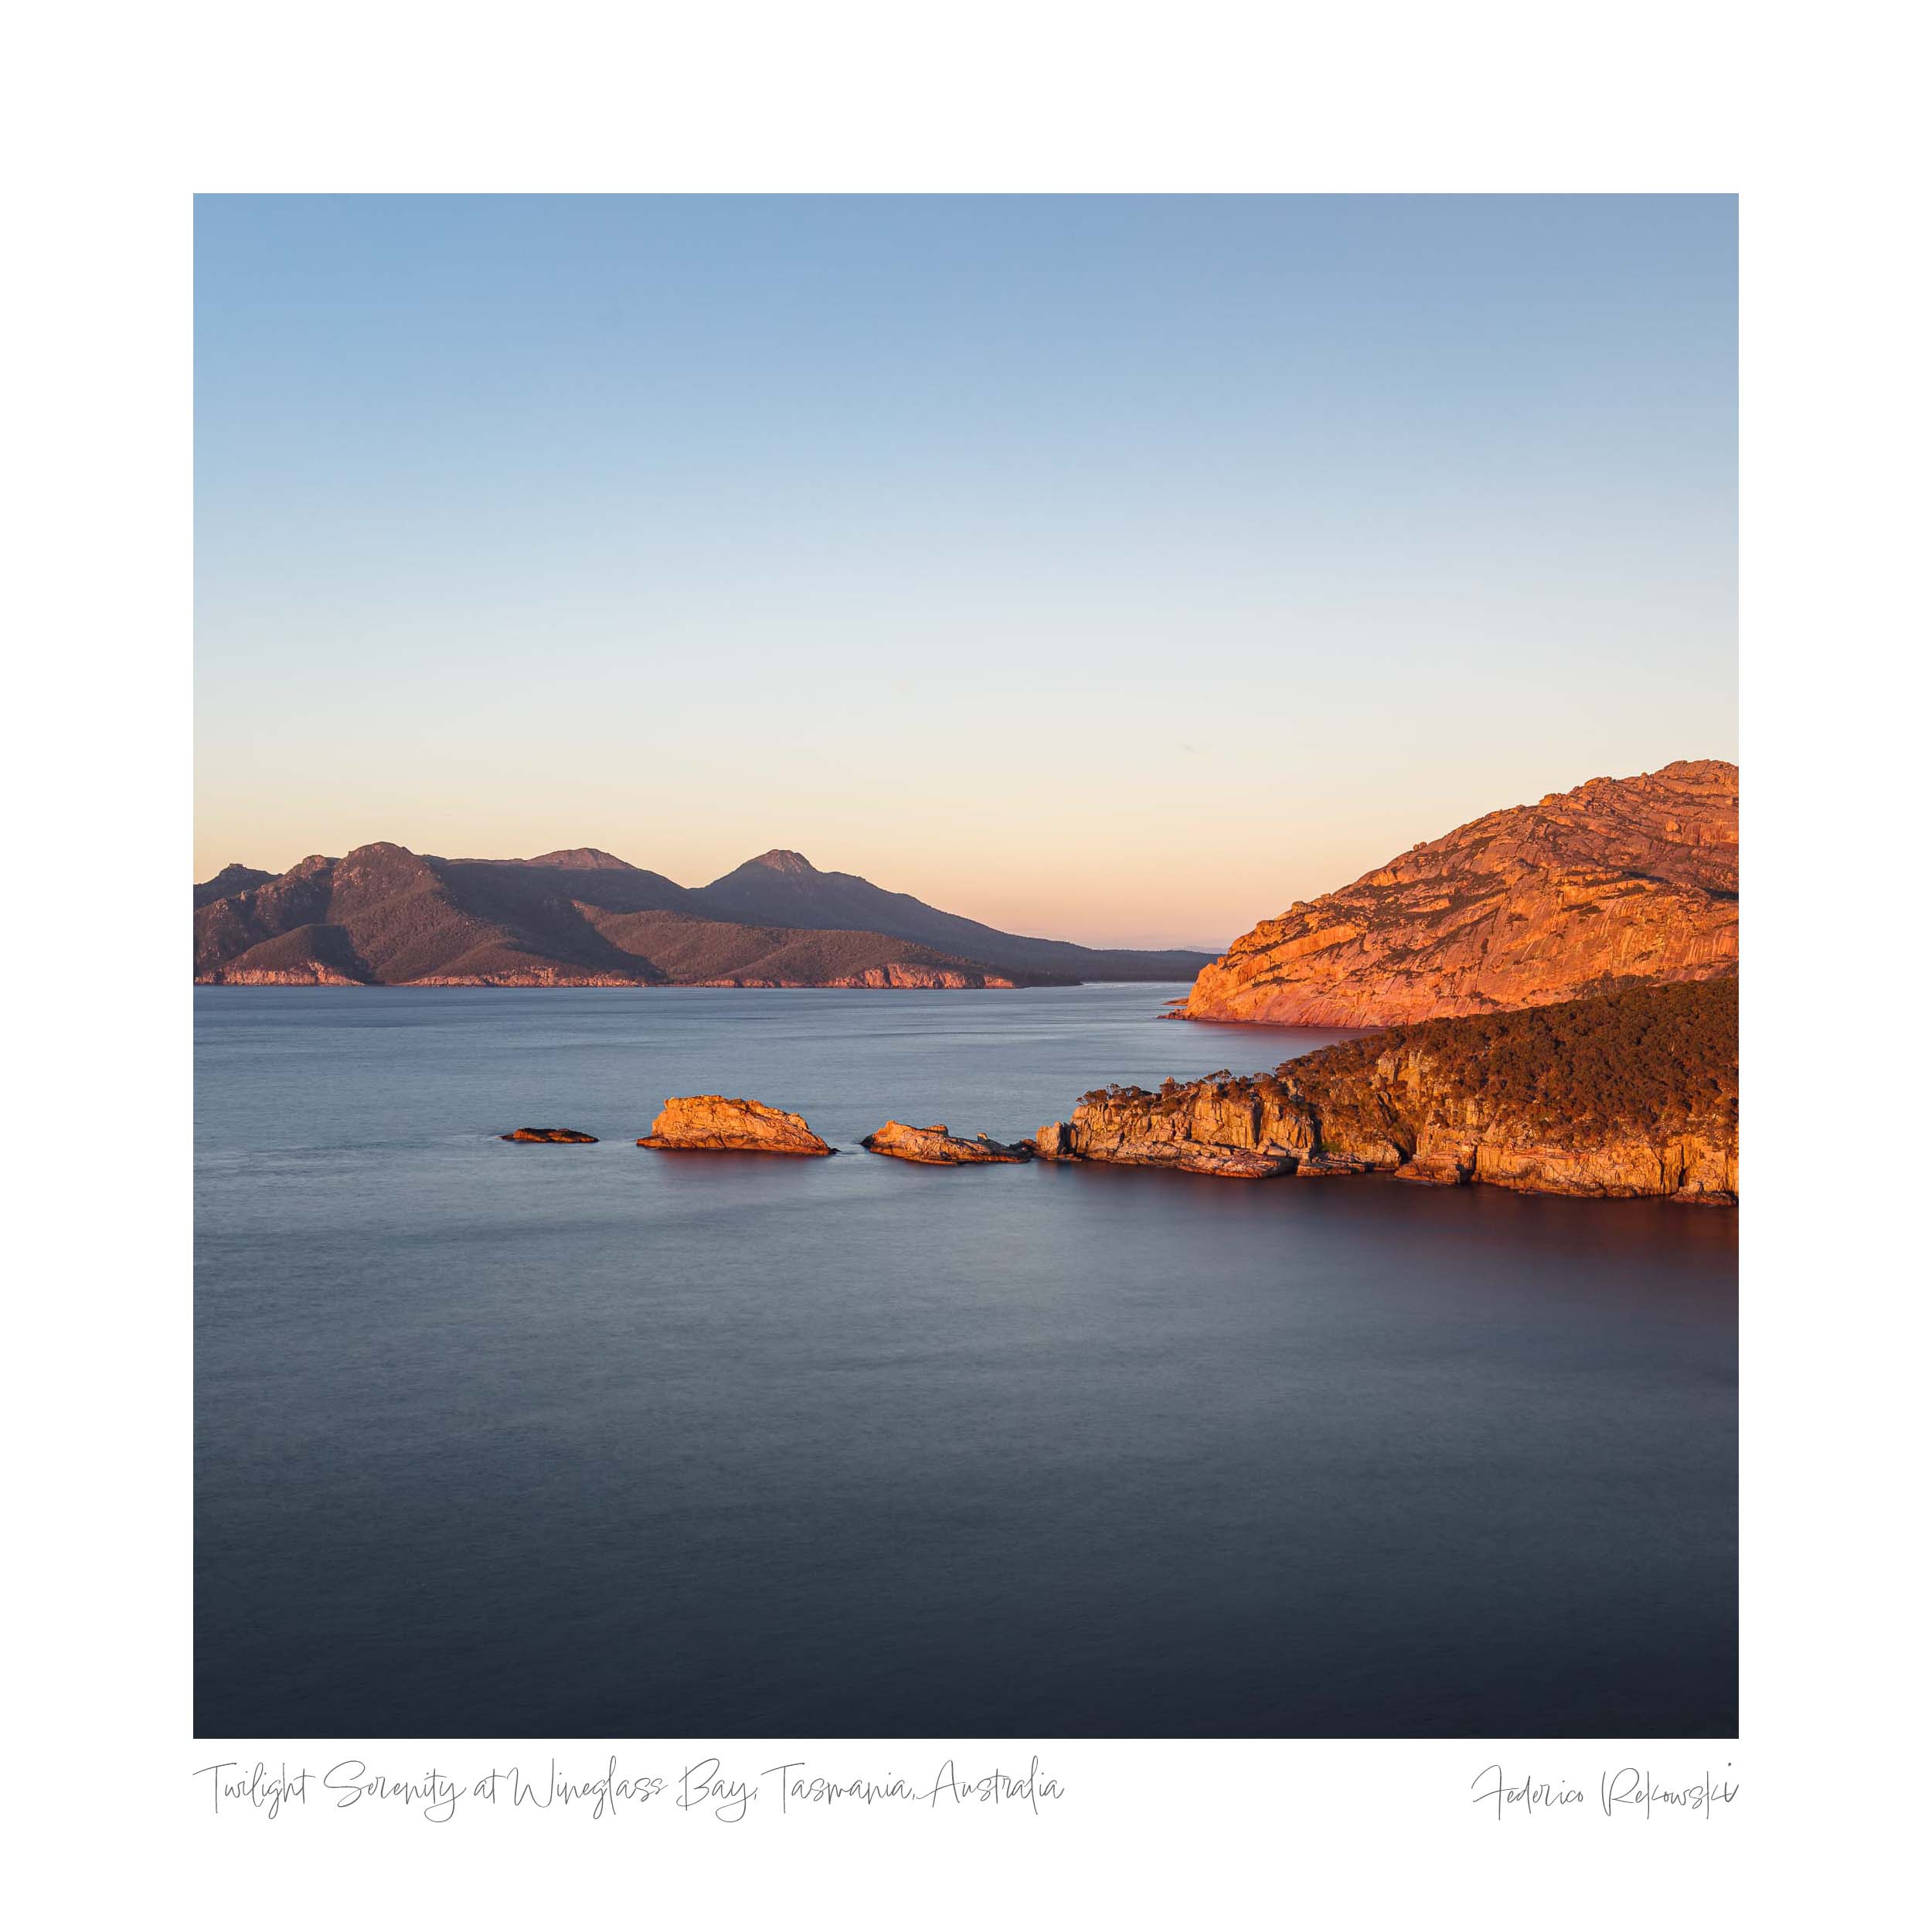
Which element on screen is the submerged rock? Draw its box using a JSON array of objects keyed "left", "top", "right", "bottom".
[
  {"left": 638, "top": 1094, "right": 834, "bottom": 1156},
  {"left": 859, "top": 1121, "right": 1032, "bottom": 1165},
  {"left": 501, "top": 1127, "right": 599, "bottom": 1143}
]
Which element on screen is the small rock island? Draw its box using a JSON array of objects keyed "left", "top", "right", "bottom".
[
  {"left": 859, "top": 1121, "right": 1032, "bottom": 1165},
  {"left": 638, "top": 1095, "right": 835, "bottom": 1156},
  {"left": 501, "top": 1127, "right": 599, "bottom": 1143}
]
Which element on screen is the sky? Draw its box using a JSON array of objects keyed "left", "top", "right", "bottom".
[{"left": 196, "top": 195, "right": 1736, "bottom": 949}]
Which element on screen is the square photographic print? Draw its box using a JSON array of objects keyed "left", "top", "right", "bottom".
[{"left": 192, "top": 192, "right": 1737, "bottom": 1744}]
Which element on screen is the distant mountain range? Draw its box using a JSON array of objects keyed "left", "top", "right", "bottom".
[
  {"left": 1179, "top": 760, "right": 1739, "bottom": 1027},
  {"left": 193, "top": 844, "right": 1215, "bottom": 987}
]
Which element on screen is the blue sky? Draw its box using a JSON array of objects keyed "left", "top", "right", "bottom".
[{"left": 196, "top": 195, "right": 1736, "bottom": 947}]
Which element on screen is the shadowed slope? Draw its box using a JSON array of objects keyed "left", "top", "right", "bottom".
[
  {"left": 193, "top": 862, "right": 274, "bottom": 908},
  {"left": 696, "top": 849, "right": 1213, "bottom": 981},
  {"left": 194, "top": 842, "right": 1070, "bottom": 986}
]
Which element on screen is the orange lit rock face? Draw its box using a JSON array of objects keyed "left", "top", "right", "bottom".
[
  {"left": 411, "top": 971, "right": 645, "bottom": 988},
  {"left": 501, "top": 1128, "right": 598, "bottom": 1144},
  {"left": 693, "top": 965, "right": 1019, "bottom": 989},
  {"left": 1032, "top": 1123, "right": 1292, "bottom": 1179},
  {"left": 1032, "top": 1089, "right": 1302, "bottom": 1179},
  {"left": 1181, "top": 761, "right": 1738, "bottom": 1027},
  {"left": 637, "top": 1095, "right": 834, "bottom": 1156},
  {"left": 1038, "top": 1070, "right": 1733, "bottom": 1196},
  {"left": 859, "top": 1121, "right": 1032, "bottom": 1165},
  {"left": 197, "top": 964, "right": 366, "bottom": 985},
  {"left": 1042, "top": 978, "right": 1738, "bottom": 1202}
]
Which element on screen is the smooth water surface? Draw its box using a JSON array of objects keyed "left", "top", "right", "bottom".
[{"left": 196, "top": 985, "right": 1736, "bottom": 1738}]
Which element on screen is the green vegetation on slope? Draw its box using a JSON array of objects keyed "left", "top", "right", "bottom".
[
  {"left": 1289, "top": 975, "right": 1737, "bottom": 1139},
  {"left": 1081, "top": 975, "right": 1736, "bottom": 1141}
]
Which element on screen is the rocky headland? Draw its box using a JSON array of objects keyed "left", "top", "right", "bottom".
[
  {"left": 1179, "top": 761, "right": 1737, "bottom": 1027},
  {"left": 637, "top": 1095, "right": 835, "bottom": 1156},
  {"left": 859, "top": 1121, "right": 1032, "bottom": 1165},
  {"left": 1038, "top": 977, "right": 1736, "bottom": 1202}
]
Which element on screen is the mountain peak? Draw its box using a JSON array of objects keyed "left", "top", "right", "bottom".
[
  {"left": 194, "top": 838, "right": 1219, "bottom": 986},
  {"left": 192, "top": 861, "right": 275, "bottom": 909},
  {"left": 747, "top": 849, "right": 816, "bottom": 875}
]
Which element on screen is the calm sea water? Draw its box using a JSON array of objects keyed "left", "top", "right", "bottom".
[{"left": 195, "top": 984, "right": 1736, "bottom": 1739}]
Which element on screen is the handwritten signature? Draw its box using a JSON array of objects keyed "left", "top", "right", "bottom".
[{"left": 1471, "top": 1764, "right": 1740, "bottom": 1820}]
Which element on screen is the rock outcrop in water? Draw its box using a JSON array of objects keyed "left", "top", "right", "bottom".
[
  {"left": 637, "top": 1095, "right": 835, "bottom": 1156},
  {"left": 501, "top": 1127, "right": 599, "bottom": 1143},
  {"left": 1040, "top": 978, "right": 1737, "bottom": 1201},
  {"left": 859, "top": 1121, "right": 1032, "bottom": 1165},
  {"left": 1032, "top": 1118, "right": 1289, "bottom": 1178},
  {"left": 1179, "top": 761, "right": 1738, "bottom": 1028}
]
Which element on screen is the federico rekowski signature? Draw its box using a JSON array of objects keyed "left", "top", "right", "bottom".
[{"left": 1471, "top": 1764, "right": 1740, "bottom": 1820}]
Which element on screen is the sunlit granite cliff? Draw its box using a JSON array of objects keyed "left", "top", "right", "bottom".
[
  {"left": 1179, "top": 761, "right": 1737, "bottom": 1028},
  {"left": 1039, "top": 978, "right": 1736, "bottom": 1201}
]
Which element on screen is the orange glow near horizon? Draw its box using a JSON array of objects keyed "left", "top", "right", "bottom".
[
  {"left": 192, "top": 743, "right": 1730, "bottom": 953},
  {"left": 196, "top": 196, "right": 1735, "bottom": 946}
]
